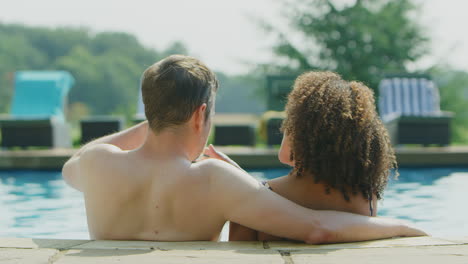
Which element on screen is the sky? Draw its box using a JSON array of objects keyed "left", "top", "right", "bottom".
[{"left": 1, "top": 0, "right": 467, "bottom": 74}]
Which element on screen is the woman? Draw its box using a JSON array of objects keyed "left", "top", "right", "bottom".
[{"left": 207, "top": 71, "right": 397, "bottom": 241}]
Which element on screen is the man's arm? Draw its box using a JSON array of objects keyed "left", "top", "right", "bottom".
[
  {"left": 229, "top": 222, "right": 258, "bottom": 241},
  {"left": 205, "top": 159, "right": 426, "bottom": 244},
  {"left": 62, "top": 121, "right": 148, "bottom": 191}
]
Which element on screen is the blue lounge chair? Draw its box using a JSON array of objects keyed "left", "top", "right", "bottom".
[
  {"left": 0, "top": 71, "right": 74, "bottom": 148},
  {"left": 378, "top": 74, "right": 453, "bottom": 146}
]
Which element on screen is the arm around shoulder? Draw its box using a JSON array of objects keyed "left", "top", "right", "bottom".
[
  {"left": 202, "top": 159, "right": 324, "bottom": 243},
  {"left": 201, "top": 159, "right": 427, "bottom": 244},
  {"left": 312, "top": 211, "right": 428, "bottom": 244}
]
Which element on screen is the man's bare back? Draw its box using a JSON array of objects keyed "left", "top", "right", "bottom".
[
  {"left": 64, "top": 121, "right": 252, "bottom": 241},
  {"left": 76, "top": 144, "right": 229, "bottom": 241},
  {"left": 62, "top": 121, "right": 314, "bottom": 241},
  {"left": 62, "top": 55, "right": 426, "bottom": 243}
]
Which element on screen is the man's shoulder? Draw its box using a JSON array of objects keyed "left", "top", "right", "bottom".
[
  {"left": 81, "top": 144, "right": 122, "bottom": 160},
  {"left": 193, "top": 159, "right": 259, "bottom": 190},
  {"left": 193, "top": 159, "right": 238, "bottom": 177},
  {"left": 83, "top": 143, "right": 122, "bottom": 155},
  {"left": 78, "top": 144, "right": 125, "bottom": 172}
]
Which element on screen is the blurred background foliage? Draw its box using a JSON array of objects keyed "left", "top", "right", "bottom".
[
  {"left": 257, "top": 0, "right": 429, "bottom": 90},
  {"left": 431, "top": 67, "right": 468, "bottom": 144},
  {"left": 255, "top": 0, "right": 468, "bottom": 144},
  {"left": 0, "top": 24, "right": 186, "bottom": 119},
  {"left": 0, "top": 0, "right": 467, "bottom": 143}
]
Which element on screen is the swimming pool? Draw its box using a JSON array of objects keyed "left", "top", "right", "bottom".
[{"left": 1, "top": 168, "right": 467, "bottom": 239}]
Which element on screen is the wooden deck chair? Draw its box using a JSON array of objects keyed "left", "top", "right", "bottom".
[{"left": 378, "top": 74, "right": 453, "bottom": 146}]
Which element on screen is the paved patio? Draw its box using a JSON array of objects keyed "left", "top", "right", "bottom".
[{"left": 1, "top": 237, "right": 467, "bottom": 263}]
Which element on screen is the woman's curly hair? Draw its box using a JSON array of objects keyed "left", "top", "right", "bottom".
[{"left": 281, "top": 71, "right": 397, "bottom": 201}]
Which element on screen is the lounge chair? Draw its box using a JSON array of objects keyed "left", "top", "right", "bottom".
[
  {"left": 80, "top": 116, "right": 125, "bottom": 144},
  {"left": 378, "top": 74, "right": 453, "bottom": 146},
  {"left": 213, "top": 114, "right": 258, "bottom": 146},
  {"left": 259, "top": 111, "right": 286, "bottom": 146},
  {"left": 0, "top": 71, "right": 74, "bottom": 148},
  {"left": 263, "top": 75, "right": 296, "bottom": 146}
]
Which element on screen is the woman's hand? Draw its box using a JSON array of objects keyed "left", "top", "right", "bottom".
[{"left": 203, "top": 144, "right": 244, "bottom": 171}]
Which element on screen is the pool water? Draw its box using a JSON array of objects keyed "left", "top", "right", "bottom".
[
  {"left": 0, "top": 171, "right": 87, "bottom": 239},
  {"left": 1, "top": 168, "right": 467, "bottom": 239}
]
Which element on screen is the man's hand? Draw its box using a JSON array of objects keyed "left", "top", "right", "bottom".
[
  {"left": 312, "top": 211, "right": 428, "bottom": 244},
  {"left": 396, "top": 219, "right": 429, "bottom": 237}
]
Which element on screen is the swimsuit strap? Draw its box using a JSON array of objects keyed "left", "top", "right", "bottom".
[{"left": 261, "top": 181, "right": 273, "bottom": 191}]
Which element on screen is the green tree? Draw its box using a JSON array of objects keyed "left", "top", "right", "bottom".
[
  {"left": 215, "top": 72, "right": 266, "bottom": 113},
  {"left": 0, "top": 23, "right": 188, "bottom": 117},
  {"left": 90, "top": 32, "right": 158, "bottom": 67},
  {"left": 160, "top": 41, "right": 188, "bottom": 57},
  {"left": 263, "top": 0, "right": 429, "bottom": 90},
  {"left": 431, "top": 66, "right": 468, "bottom": 144},
  {"left": 0, "top": 32, "right": 47, "bottom": 112}
]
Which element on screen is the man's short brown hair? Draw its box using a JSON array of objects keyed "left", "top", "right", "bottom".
[
  {"left": 281, "top": 71, "right": 396, "bottom": 201},
  {"left": 142, "top": 55, "right": 218, "bottom": 133}
]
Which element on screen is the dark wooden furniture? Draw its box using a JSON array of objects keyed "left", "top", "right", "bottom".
[{"left": 80, "top": 116, "right": 125, "bottom": 144}]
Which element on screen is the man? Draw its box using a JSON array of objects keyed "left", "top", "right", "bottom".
[{"left": 62, "top": 55, "right": 425, "bottom": 243}]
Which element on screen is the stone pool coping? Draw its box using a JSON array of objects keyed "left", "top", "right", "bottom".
[{"left": 1, "top": 237, "right": 467, "bottom": 263}]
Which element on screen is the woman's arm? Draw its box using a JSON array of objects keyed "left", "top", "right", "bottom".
[
  {"left": 62, "top": 121, "right": 148, "bottom": 191},
  {"left": 203, "top": 144, "right": 244, "bottom": 170},
  {"left": 77, "top": 121, "right": 148, "bottom": 153}
]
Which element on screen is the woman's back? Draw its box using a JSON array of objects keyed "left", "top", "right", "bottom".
[
  {"left": 229, "top": 175, "right": 377, "bottom": 241},
  {"left": 267, "top": 176, "right": 376, "bottom": 216},
  {"left": 229, "top": 71, "right": 395, "bottom": 241}
]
